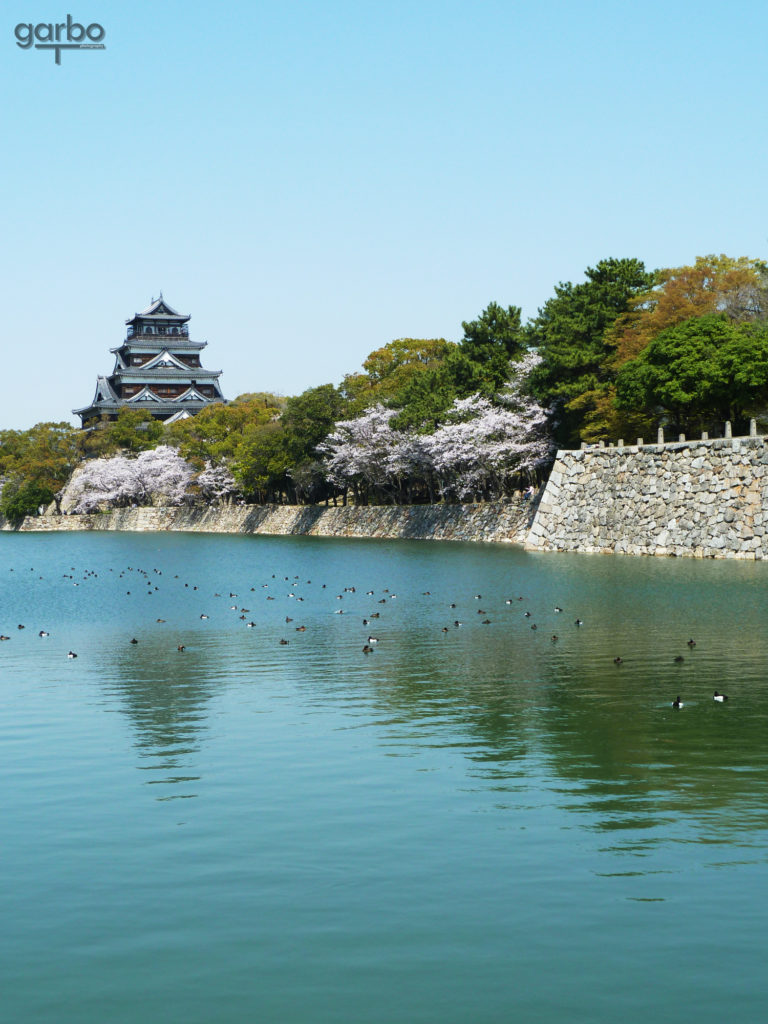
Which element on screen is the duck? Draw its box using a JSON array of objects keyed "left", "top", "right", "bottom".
[
  {"left": 279, "top": 639, "right": 289, "bottom": 645},
  {"left": 672, "top": 696, "right": 683, "bottom": 709},
  {"left": 67, "top": 651, "right": 78, "bottom": 659},
  {"left": 613, "top": 656, "right": 623, "bottom": 664},
  {"left": 687, "top": 639, "right": 697, "bottom": 647},
  {"left": 362, "top": 644, "right": 374, "bottom": 653},
  {"left": 554, "top": 606, "right": 563, "bottom": 613},
  {"left": 674, "top": 655, "right": 684, "bottom": 663},
  {"left": 200, "top": 614, "right": 209, "bottom": 620},
  {"left": 177, "top": 645, "right": 186, "bottom": 652},
  {"left": 713, "top": 691, "right": 728, "bottom": 702},
  {"left": 295, "top": 626, "right": 306, "bottom": 632},
  {"left": 367, "top": 636, "right": 379, "bottom": 644},
  {"left": 38, "top": 630, "right": 49, "bottom": 638},
  {"left": 246, "top": 621, "right": 256, "bottom": 628},
  {"left": 130, "top": 638, "right": 138, "bottom": 645},
  {"left": 551, "top": 634, "right": 558, "bottom": 642},
  {"left": 574, "top": 619, "right": 583, "bottom": 626}
]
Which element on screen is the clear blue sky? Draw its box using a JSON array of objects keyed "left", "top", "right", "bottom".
[{"left": 2, "top": 0, "right": 767, "bottom": 428}]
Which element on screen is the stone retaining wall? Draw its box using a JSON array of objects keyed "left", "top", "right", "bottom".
[
  {"left": 12, "top": 500, "right": 534, "bottom": 545},
  {"left": 526, "top": 436, "right": 768, "bottom": 559},
  {"left": 14, "top": 436, "right": 768, "bottom": 558}
]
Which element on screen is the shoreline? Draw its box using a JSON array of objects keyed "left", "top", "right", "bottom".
[{"left": 5, "top": 500, "right": 535, "bottom": 546}]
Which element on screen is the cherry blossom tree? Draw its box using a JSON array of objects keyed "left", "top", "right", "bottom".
[
  {"left": 319, "top": 405, "right": 405, "bottom": 503},
  {"left": 320, "top": 353, "right": 554, "bottom": 503},
  {"left": 195, "top": 460, "right": 239, "bottom": 502},
  {"left": 424, "top": 353, "right": 554, "bottom": 499},
  {"left": 69, "top": 446, "right": 194, "bottom": 512},
  {"left": 69, "top": 456, "right": 142, "bottom": 512},
  {"left": 135, "top": 446, "right": 194, "bottom": 504}
]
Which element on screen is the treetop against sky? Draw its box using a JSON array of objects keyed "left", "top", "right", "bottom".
[{"left": 3, "top": 0, "right": 767, "bottom": 429}]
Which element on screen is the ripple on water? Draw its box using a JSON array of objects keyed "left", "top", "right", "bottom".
[{"left": 2, "top": 532, "right": 768, "bottom": 1023}]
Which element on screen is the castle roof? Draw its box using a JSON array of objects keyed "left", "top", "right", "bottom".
[
  {"left": 126, "top": 296, "right": 190, "bottom": 323},
  {"left": 76, "top": 297, "right": 226, "bottom": 425}
]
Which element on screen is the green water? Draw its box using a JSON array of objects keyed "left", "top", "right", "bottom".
[{"left": 1, "top": 532, "right": 767, "bottom": 1023}]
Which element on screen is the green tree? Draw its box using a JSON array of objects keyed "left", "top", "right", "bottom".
[
  {"left": 82, "top": 408, "right": 164, "bottom": 457},
  {"left": 528, "top": 258, "right": 654, "bottom": 444},
  {"left": 615, "top": 315, "right": 768, "bottom": 433},
  {"left": 231, "top": 420, "right": 291, "bottom": 503},
  {"left": 0, "top": 421, "right": 83, "bottom": 518},
  {"left": 459, "top": 302, "right": 527, "bottom": 393},
  {"left": 280, "top": 384, "right": 347, "bottom": 502},
  {"left": 0, "top": 479, "right": 55, "bottom": 525},
  {"left": 342, "top": 338, "right": 454, "bottom": 415},
  {"left": 164, "top": 394, "right": 285, "bottom": 466},
  {"left": 610, "top": 255, "right": 768, "bottom": 367}
]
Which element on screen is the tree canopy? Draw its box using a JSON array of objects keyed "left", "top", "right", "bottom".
[
  {"left": 7, "top": 251, "right": 768, "bottom": 517},
  {"left": 528, "top": 258, "right": 654, "bottom": 445},
  {"left": 615, "top": 315, "right": 768, "bottom": 433}
]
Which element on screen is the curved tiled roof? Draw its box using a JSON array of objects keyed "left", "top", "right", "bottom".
[{"left": 76, "top": 298, "right": 225, "bottom": 424}]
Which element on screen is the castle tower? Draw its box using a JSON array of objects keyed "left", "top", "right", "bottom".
[{"left": 74, "top": 296, "right": 226, "bottom": 427}]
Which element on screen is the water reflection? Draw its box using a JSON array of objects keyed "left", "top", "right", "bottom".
[
  {"left": 103, "top": 636, "right": 228, "bottom": 799},
  {"left": 6, "top": 531, "right": 768, "bottom": 833}
]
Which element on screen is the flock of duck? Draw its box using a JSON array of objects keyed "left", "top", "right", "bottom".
[{"left": 1, "top": 563, "right": 729, "bottom": 709}]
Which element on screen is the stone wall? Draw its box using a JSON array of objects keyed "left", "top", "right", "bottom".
[
  {"left": 526, "top": 436, "right": 768, "bottom": 559},
  {"left": 11, "top": 500, "right": 534, "bottom": 545},
  {"left": 14, "top": 436, "right": 768, "bottom": 558}
]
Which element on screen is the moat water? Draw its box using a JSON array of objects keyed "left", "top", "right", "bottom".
[{"left": 2, "top": 532, "right": 767, "bottom": 1023}]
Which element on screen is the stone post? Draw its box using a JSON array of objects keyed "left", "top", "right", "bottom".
[
  {"left": 599, "top": 440, "right": 605, "bottom": 448},
  {"left": 580, "top": 442, "right": 587, "bottom": 450},
  {"left": 618, "top": 439, "right": 624, "bottom": 447},
  {"left": 725, "top": 421, "right": 732, "bottom": 439},
  {"left": 636, "top": 438, "right": 643, "bottom": 446},
  {"left": 657, "top": 427, "right": 664, "bottom": 444},
  {"left": 679, "top": 433, "right": 685, "bottom": 442},
  {"left": 701, "top": 431, "right": 708, "bottom": 440},
  {"left": 750, "top": 418, "right": 757, "bottom": 437}
]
